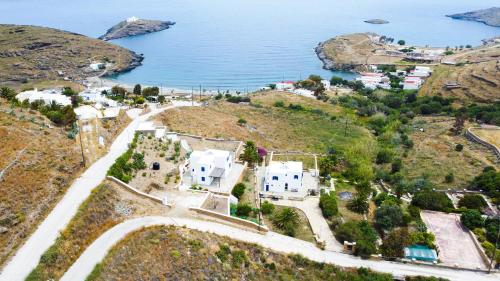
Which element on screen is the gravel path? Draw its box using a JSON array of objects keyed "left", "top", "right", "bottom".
[{"left": 62, "top": 216, "right": 499, "bottom": 281}]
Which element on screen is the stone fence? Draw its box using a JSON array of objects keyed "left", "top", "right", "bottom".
[
  {"left": 189, "top": 207, "right": 268, "bottom": 233},
  {"left": 465, "top": 127, "right": 500, "bottom": 160}
]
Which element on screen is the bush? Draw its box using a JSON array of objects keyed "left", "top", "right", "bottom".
[
  {"left": 455, "top": 143, "right": 464, "bottom": 152},
  {"left": 444, "top": 172, "right": 454, "bottom": 183},
  {"left": 237, "top": 118, "right": 247, "bottom": 125},
  {"left": 272, "top": 207, "right": 300, "bottom": 237},
  {"left": 335, "top": 221, "right": 378, "bottom": 258},
  {"left": 261, "top": 201, "right": 275, "bottom": 215},
  {"left": 235, "top": 203, "right": 252, "bottom": 217},
  {"left": 411, "top": 190, "right": 453, "bottom": 212},
  {"left": 460, "top": 209, "right": 484, "bottom": 230},
  {"left": 273, "top": 100, "right": 285, "bottom": 107},
  {"left": 376, "top": 149, "right": 393, "bottom": 164},
  {"left": 469, "top": 168, "right": 500, "bottom": 201},
  {"left": 231, "top": 183, "right": 246, "bottom": 199},
  {"left": 458, "top": 194, "right": 487, "bottom": 210},
  {"left": 381, "top": 228, "right": 411, "bottom": 258},
  {"left": 319, "top": 192, "right": 338, "bottom": 218},
  {"left": 375, "top": 205, "right": 404, "bottom": 231}
]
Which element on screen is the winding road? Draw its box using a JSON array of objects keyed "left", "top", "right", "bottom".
[
  {"left": 0, "top": 102, "right": 194, "bottom": 281},
  {"left": 62, "top": 216, "right": 499, "bottom": 281}
]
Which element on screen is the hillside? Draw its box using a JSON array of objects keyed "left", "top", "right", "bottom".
[
  {"left": 447, "top": 7, "right": 500, "bottom": 27},
  {"left": 157, "top": 92, "right": 375, "bottom": 154},
  {"left": 0, "top": 25, "right": 143, "bottom": 87},
  {"left": 0, "top": 102, "right": 82, "bottom": 266},
  {"left": 419, "top": 43, "right": 500, "bottom": 104}
]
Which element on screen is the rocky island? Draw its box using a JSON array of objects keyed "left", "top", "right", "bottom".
[
  {"left": 364, "top": 19, "right": 389, "bottom": 24},
  {"left": 99, "top": 17, "right": 175, "bottom": 41},
  {"left": 446, "top": 7, "right": 500, "bottom": 27},
  {"left": 0, "top": 24, "right": 143, "bottom": 87}
]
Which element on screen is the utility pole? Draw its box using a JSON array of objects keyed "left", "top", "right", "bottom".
[
  {"left": 77, "top": 120, "right": 86, "bottom": 167},
  {"left": 199, "top": 84, "right": 202, "bottom": 101},
  {"left": 191, "top": 86, "right": 194, "bottom": 106},
  {"left": 488, "top": 216, "right": 499, "bottom": 273}
]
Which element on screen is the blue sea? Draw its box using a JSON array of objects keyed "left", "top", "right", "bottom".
[{"left": 1, "top": 0, "right": 499, "bottom": 90}]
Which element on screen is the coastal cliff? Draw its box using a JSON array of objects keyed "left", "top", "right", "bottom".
[
  {"left": 0, "top": 24, "right": 143, "bottom": 86},
  {"left": 447, "top": 7, "right": 500, "bottom": 27},
  {"left": 99, "top": 17, "right": 175, "bottom": 41}
]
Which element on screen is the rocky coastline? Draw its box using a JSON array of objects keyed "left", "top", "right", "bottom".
[
  {"left": 446, "top": 7, "right": 500, "bottom": 27},
  {"left": 99, "top": 18, "right": 175, "bottom": 41}
]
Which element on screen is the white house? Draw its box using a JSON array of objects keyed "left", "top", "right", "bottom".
[
  {"left": 321, "top": 79, "right": 331, "bottom": 90},
  {"left": 190, "top": 149, "right": 233, "bottom": 186},
  {"left": 79, "top": 87, "right": 118, "bottom": 107},
  {"left": 263, "top": 161, "right": 303, "bottom": 194},
  {"left": 403, "top": 76, "right": 423, "bottom": 90},
  {"left": 275, "top": 81, "right": 295, "bottom": 91},
  {"left": 89, "top": 63, "right": 105, "bottom": 71},
  {"left": 16, "top": 89, "right": 71, "bottom": 106},
  {"left": 356, "top": 73, "right": 391, "bottom": 90},
  {"left": 136, "top": 121, "right": 166, "bottom": 138},
  {"left": 409, "top": 66, "right": 432, "bottom": 77},
  {"left": 293, "top": 88, "right": 315, "bottom": 98},
  {"left": 74, "top": 105, "right": 103, "bottom": 120}
]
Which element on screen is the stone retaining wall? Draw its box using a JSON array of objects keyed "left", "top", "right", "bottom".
[
  {"left": 189, "top": 207, "right": 268, "bottom": 233},
  {"left": 107, "top": 176, "right": 170, "bottom": 206},
  {"left": 465, "top": 127, "right": 500, "bottom": 159}
]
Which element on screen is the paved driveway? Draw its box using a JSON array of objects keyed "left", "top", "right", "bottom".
[{"left": 421, "top": 211, "right": 487, "bottom": 270}]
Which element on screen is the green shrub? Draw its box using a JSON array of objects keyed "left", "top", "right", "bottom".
[
  {"left": 375, "top": 205, "right": 404, "bottom": 231},
  {"left": 235, "top": 203, "right": 252, "bottom": 217},
  {"left": 272, "top": 208, "right": 300, "bottom": 237},
  {"left": 460, "top": 209, "right": 484, "bottom": 230},
  {"left": 231, "top": 183, "right": 246, "bottom": 199},
  {"left": 319, "top": 192, "right": 338, "bottom": 218},
  {"left": 458, "top": 194, "right": 487, "bottom": 210},
  {"left": 273, "top": 100, "right": 285, "bottom": 107},
  {"left": 444, "top": 172, "right": 454, "bottom": 183},
  {"left": 455, "top": 144, "right": 464, "bottom": 151},
  {"left": 411, "top": 190, "right": 453, "bottom": 212},
  {"left": 261, "top": 201, "right": 275, "bottom": 215}
]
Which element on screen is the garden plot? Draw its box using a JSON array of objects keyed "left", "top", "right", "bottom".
[{"left": 128, "top": 134, "right": 186, "bottom": 196}]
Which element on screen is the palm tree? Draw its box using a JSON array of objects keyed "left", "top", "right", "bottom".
[
  {"left": 347, "top": 194, "right": 369, "bottom": 214},
  {"left": 272, "top": 207, "right": 300, "bottom": 237}
]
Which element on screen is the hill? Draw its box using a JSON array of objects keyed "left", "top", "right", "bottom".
[
  {"left": 0, "top": 102, "right": 82, "bottom": 266},
  {"left": 0, "top": 25, "right": 143, "bottom": 87},
  {"left": 86, "top": 225, "right": 397, "bottom": 281},
  {"left": 419, "top": 43, "right": 500, "bottom": 104},
  {"left": 447, "top": 7, "right": 500, "bottom": 27}
]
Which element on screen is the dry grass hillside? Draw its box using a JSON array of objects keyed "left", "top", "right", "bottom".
[
  {"left": 403, "top": 116, "right": 498, "bottom": 189},
  {"left": 27, "top": 181, "right": 169, "bottom": 281},
  {"left": 86, "top": 226, "right": 395, "bottom": 281},
  {"left": 157, "top": 92, "right": 375, "bottom": 154},
  {"left": 420, "top": 44, "right": 500, "bottom": 104},
  {"left": 0, "top": 103, "right": 82, "bottom": 266},
  {"left": 0, "top": 24, "right": 142, "bottom": 87}
]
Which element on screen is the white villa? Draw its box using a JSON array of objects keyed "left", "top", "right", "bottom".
[
  {"left": 263, "top": 161, "right": 303, "bottom": 194},
  {"left": 16, "top": 89, "right": 72, "bottom": 106},
  {"left": 79, "top": 87, "right": 118, "bottom": 107},
  {"left": 190, "top": 149, "right": 233, "bottom": 186},
  {"left": 136, "top": 121, "right": 166, "bottom": 138},
  {"left": 356, "top": 72, "right": 391, "bottom": 90}
]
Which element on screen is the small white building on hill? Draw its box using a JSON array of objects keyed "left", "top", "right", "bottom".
[
  {"left": 190, "top": 149, "right": 233, "bottom": 186},
  {"left": 16, "top": 89, "right": 71, "bottom": 106},
  {"left": 264, "top": 161, "right": 303, "bottom": 194},
  {"left": 79, "top": 87, "right": 118, "bottom": 107},
  {"left": 136, "top": 121, "right": 166, "bottom": 138}
]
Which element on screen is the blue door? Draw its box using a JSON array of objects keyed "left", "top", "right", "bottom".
[{"left": 265, "top": 184, "right": 269, "bottom": 191}]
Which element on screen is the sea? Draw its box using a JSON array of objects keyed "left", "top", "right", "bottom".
[{"left": 1, "top": 0, "right": 499, "bottom": 91}]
